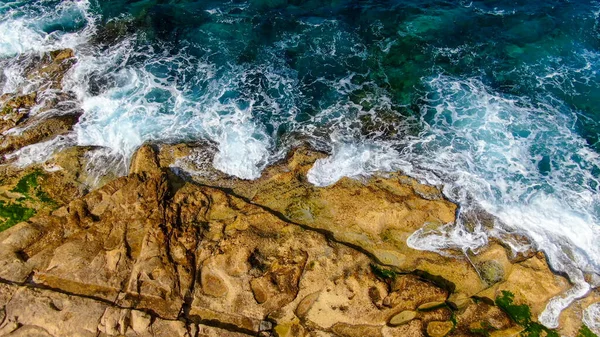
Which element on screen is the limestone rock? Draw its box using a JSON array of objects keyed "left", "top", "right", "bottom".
[
  {"left": 489, "top": 326, "right": 525, "bottom": 337},
  {"left": 0, "top": 285, "right": 106, "bottom": 337},
  {"left": 160, "top": 145, "right": 486, "bottom": 298},
  {"left": 0, "top": 143, "right": 587, "bottom": 336},
  {"left": 0, "top": 113, "right": 81, "bottom": 156},
  {"left": 25, "top": 49, "right": 76, "bottom": 90},
  {"left": 130, "top": 310, "right": 152, "bottom": 334},
  {"left": 383, "top": 320, "right": 424, "bottom": 337},
  {"left": 475, "top": 252, "right": 570, "bottom": 321},
  {"left": 2, "top": 47, "right": 586, "bottom": 337},
  {"left": 455, "top": 300, "right": 513, "bottom": 333},
  {"left": 383, "top": 275, "right": 448, "bottom": 311}
]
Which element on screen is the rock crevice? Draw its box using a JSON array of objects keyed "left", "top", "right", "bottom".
[{"left": 0, "top": 142, "right": 594, "bottom": 336}]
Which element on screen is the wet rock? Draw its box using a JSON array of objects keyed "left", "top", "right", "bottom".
[
  {"left": 0, "top": 113, "right": 81, "bottom": 157},
  {"left": 24, "top": 49, "right": 76, "bottom": 90},
  {"left": 0, "top": 93, "right": 37, "bottom": 132},
  {"left": 488, "top": 326, "right": 525, "bottom": 337},
  {"left": 475, "top": 252, "right": 570, "bottom": 321},
  {"left": 478, "top": 260, "right": 505, "bottom": 286}
]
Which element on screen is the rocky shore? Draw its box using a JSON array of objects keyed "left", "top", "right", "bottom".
[{"left": 0, "top": 49, "right": 598, "bottom": 337}]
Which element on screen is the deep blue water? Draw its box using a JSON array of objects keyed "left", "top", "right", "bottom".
[{"left": 1, "top": 0, "right": 600, "bottom": 326}]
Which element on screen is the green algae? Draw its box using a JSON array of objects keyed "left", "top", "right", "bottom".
[
  {"left": 0, "top": 171, "right": 57, "bottom": 232},
  {"left": 495, "top": 290, "right": 559, "bottom": 337},
  {"left": 370, "top": 263, "right": 398, "bottom": 281},
  {"left": 12, "top": 171, "right": 43, "bottom": 195},
  {"left": 578, "top": 325, "right": 599, "bottom": 337},
  {"left": 0, "top": 201, "right": 36, "bottom": 232}
]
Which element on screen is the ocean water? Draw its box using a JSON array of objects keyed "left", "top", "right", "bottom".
[{"left": 1, "top": 0, "right": 600, "bottom": 327}]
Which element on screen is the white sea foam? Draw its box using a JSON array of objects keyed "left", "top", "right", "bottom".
[
  {"left": 63, "top": 35, "right": 275, "bottom": 179},
  {"left": 584, "top": 303, "right": 600, "bottom": 334},
  {"left": 212, "top": 109, "right": 271, "bottom": 179},
  {"left": 407, "top": 77, "right": 599, "bottom": 327},
  {"left": 307, "top": 142, "right": 406, "bottom": 186},
  {"left": 307, "top": 75, "right": 600, "bottom": 327},
  {"left": 1, "top": 62, "right": 27, "bottom": 95},
  {"left": 0, "top": 1, "right": 93, "bottom": 58},
  {"left": 0, "top": 20, "right": 45, "bottom": 58},
  {"left": 4, "top": 133, "right": 76, "bottom": 167}
]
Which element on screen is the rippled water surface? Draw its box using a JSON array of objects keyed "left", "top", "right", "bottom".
[{"left": 1, "top": 0, "right": 600, "bottom": 326}]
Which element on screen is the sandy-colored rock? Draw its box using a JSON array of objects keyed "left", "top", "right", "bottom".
[
  {"left": 3, "top": 49, "right": 587, "bottom": 337},
  {"left": 201, "top": 267, "right": 230, "bottom": 298},
  {"left": 425, "top": 321, "right": 453, "bottom": 337},
  {"left": 273, "top": 322, "right": 306, "bottom": 337},
  {"left": 0, "top": 93, "right": 37, "bottom": 132},
  {"left": 0, "top": 285, "right": 106, "bottom": 337},
  {"left": 0, "top": 49, "right": 79, "bottom": 154},
  {"left": 488, "top": 326, "right": 525, "bottom": 337},
  {"left": 296, "top": 291, "right": 321, "bottom": 319},
  {"left": 251, "top": 278, "right": 270, "bottom": 304},
  {"left": 130, "top": 310, "right": 152, "bottom": 334},
  {"left": 330, "top": 322, "right": 383, "bottom": 337},
  {"left": 160, "top": 145, "right": 487, "bottom": 298},
  {"left": 476, "top": 252, "right": 570, "bottom": 321},
  {"left": 382, "top": 275, "right": 448, "bottom": 311},
  {"left": 556, "top": 290, "right": 600, "bottom": 337},
  {"left": 0, "top": 113, "right": 81, "bottom": 156},
  {"left": 455, "top": 300, "right": 513, "bottom": 333},
  {"left": 389, "top": 310, "right": 418, "bottom": 326},
  {"left": 130, "top": 144, "right": 162, "bottom": 176},
  {"left": 25, "top": 49, "right": 76, "bottom": 90},
  {"left": 0, "top": 142, "right": 588, "bottom": 337}
]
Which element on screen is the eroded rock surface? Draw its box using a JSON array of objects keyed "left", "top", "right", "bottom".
[{"left": 0, "top": 143, "right": 594, "bottom": 336}]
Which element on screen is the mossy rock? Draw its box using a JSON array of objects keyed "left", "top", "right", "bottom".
[
  {"left": 0, "top": 171, "right": 58, "bottom": 232},
  {"left": 0, "top": 93, "right": 37, "bottom": 118},
  {"left": 495, "top": 291, "right": 559, "bottom": 337},
  {"left": 284, "top": 198, "right": 319, "bottom": 223},
  {"left": 477, "top": 260, "right": 504, "bottom": 286},
  {"left": 0, "top": 201, "right": 36, "bottom": 232}
]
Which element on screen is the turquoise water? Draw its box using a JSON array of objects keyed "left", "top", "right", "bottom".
[{"left": 1, "top": 0, "right": 600, "bottom": 326}]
